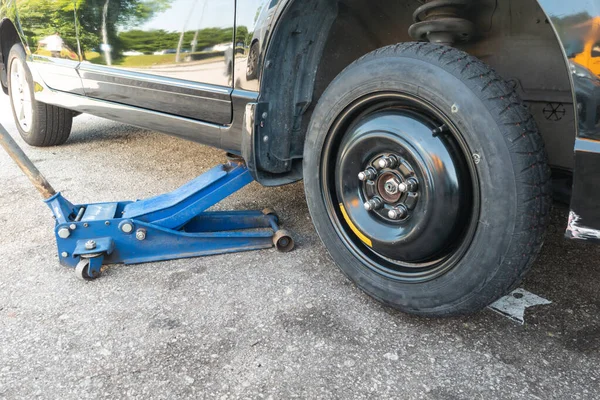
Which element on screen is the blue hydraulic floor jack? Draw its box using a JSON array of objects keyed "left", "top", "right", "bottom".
[{"left": 0, "top": 123, "right": 293, "bottom": 280}]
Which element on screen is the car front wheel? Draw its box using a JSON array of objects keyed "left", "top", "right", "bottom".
[
  {"left": 303, "top": 43, "right": 551, "bottom": 316},
  {"left": 7, "top": 43, "right": 73, "bottom": 147}
]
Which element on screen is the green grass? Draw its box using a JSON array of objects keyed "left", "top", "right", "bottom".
[
  {"left": 85, "top": 52, "right": 175, "bottom": 67},
  {"left": 117, "top": 54, "right": 177, "bottom": 67}
]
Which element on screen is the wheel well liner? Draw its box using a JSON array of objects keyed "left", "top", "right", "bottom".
[{"left": 0, "top": 18, "right": 21, "bottom": 94}]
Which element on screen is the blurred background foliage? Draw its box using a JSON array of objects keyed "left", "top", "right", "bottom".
[{"left": 14, "top": 0, "right": 250, "bottom": 65}]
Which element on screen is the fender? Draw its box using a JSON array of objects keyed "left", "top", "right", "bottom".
[{"left": 0, "top": 0, "right": 28, "bottom": 93}]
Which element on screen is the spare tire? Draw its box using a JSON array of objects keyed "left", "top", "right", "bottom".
[{"left": 303, "top": 42, "right": 551, "bottom": 316}]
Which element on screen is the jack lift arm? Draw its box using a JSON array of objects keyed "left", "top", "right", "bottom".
[{"left": 0, "top": 122, "right": 294, "bottom": 280}]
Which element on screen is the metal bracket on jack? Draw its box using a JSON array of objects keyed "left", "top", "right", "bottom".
[{"left": 0, "top": 122, "right": 294, "bottom": 281}]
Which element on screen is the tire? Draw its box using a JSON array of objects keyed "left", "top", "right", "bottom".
[
  {"left": 246, "top": 42, "right": 259, "bottom": 81},
  {"left": 303, "top": 42, "right": 551, "bottom": 316},
  {"left": 7, "top": 43, "right": 73, "bottom": 147}
]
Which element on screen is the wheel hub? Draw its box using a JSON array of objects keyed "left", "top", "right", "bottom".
[
  {"left": 335, "top": 108, "right": 473, "bottom": 264},
  {"left": 362, "top": 157, "right": 420, "bottom": 214}
]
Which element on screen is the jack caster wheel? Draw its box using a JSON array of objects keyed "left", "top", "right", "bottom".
[
  {"left": 273, "top": 230, "right": 294, "bottom": 252},
  {"left": 75, "top": 259, "right": 100, "bottom": 281}
]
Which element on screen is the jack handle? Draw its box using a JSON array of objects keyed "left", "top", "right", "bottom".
[{"left": 0, "top": 122, "right": 57, "bottom": 199}]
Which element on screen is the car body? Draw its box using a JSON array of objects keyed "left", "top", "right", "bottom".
[{"left": 2, "top": 0, "right": 600, "bottom": 314}]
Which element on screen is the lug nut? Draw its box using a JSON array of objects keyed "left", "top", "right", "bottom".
[
  {"left": 388, "top": 205, "right": 408, "bottom": 220},
  {"left": 377, "top": 155, "right": 399, "bottom": 170},
  {"left": 399, "top": 178, "right": 419, "bottom": 193},
  {"left": 364, "top": 197, "right": 384, "bottom": 211},
  {"left": 358, "top": 167, "right": 377, "bottom": 182},
  {"left": 85, "top": 240, "right": 96, "bottom": 250},
  {"left": 406, "top": 178, "right": 419, "bottom": 192}
]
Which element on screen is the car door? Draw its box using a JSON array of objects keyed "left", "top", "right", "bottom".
[
  {"left": 75, "top": 0, "right": 235, "bottom": 125},
  {"left": 15, "top": 0, "right": 84, "bottom": 95}
]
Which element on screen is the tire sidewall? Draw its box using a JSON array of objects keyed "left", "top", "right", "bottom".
[
  {"left": 7, "top": 44, "right": 39, "bottom": 141},
  {"left": 304, "top": 54, "right": 520, "bottom": 314}
]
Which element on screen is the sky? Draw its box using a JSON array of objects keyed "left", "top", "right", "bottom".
[
  {"left": 539, "top": 0, "right": 600, "bottom": 18},
  {"left": 139, "top": 0, "right": 267, "bottom": 32}
]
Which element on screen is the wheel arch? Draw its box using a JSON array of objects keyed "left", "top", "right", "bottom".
[
  {"left": 0, "top": 17, "right": 23, "bottom": 94},
  {"left": 255, "top": 0, "right": 575, "bottom": 183}
]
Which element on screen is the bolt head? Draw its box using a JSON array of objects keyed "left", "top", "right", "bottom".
[
  {"left": 85, "top": 240, "right": 96, "bottom": 250},
  {"left": 377, "top": 159, "right": 387, "bottom": 169},
  {"left": 358, "top": 172, "right": 367, "bottom": 181},
  {"left": 398, "top": 182, "right": 408, "bottom": 192},
  {"left": 136, "top": 229, "right": 146, "bottom": 241},
  {"left": 364, "top": 202, "right": 373, "bottom": 211},
  {"left": 58, "top": 227, "right": 70, "bottom": 239},
  {"left": 61, "top": 252, "right": 69, "bottom": 258},
  {"left": 69, "top": 224, "right": 77, "bottom": 230}
]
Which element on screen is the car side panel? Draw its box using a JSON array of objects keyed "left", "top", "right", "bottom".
[{"left": 75, "top": 0, "right": 235, "bottom": 124}]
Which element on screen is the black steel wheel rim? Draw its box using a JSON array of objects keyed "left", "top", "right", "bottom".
[{"left": 321, "top": 92, "right": 480, "bottom": 283}]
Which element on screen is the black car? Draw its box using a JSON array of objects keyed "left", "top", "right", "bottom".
[{"left": 1, "top": 0, "right": 600, "bottom": 316}]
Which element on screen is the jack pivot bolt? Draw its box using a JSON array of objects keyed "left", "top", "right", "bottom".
[
  {"left": 85, "top": 240, "right": 96, "bottom": 250},
  {"left": 364, "top": 197, "right": 384, "bottom": 211},
  {"left": 388, "top": 205, "right": 408, "bottom": 220},
  {"left": 121, "top": 222, "right": 134, "bottom": 234},
  {"left": 358, "top": 167, "right": 378, "bottom": 182},
  {"left": 400, "top": 177, "right": 419, "bottom": 192},
  {"left": 377, "top": 155, "right": 399, "bottom": 170}
]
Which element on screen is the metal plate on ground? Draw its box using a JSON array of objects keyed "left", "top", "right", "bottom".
[{"left": 489, "top": 288, "right": 552, "bottom": 324}]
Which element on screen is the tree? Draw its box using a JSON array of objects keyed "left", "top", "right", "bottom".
[
  {"left": 16, "top": 0, "right": 172, "bottom": 62},
  {"left": 76, "top": 0, "right": 171, "bottom": 62},
  {"left": 17, "top": 0, "right": 81, "bottom": 58}
]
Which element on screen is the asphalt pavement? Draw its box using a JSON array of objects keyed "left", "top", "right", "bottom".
[{"left": 0, "top": 93, "right": 599, "bottom": 399}]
